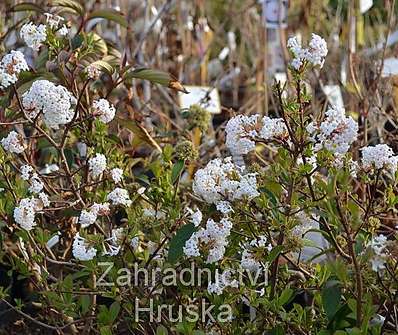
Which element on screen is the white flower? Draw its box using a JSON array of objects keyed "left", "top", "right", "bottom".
[
  {"left": 79, "top": 209, "right": 98, "bottom": 228},
  {"left": 91, "top": 202, "right": 110, "bottom": 215},
  {"left": 72, "top": 233, "right": 97, "bottom": 261},
  {"left": 241, "top": 249, "right": 261, "bottom": 272},
  {"left": 307, "top": 106, "right": 358, "bottom": 155},
  {"left": 332, "top": 154, "right": 358, "bottom": 178},
  {"left": 241, "top": 236, "right": 271, "bottom": 272},
  {"left": 28, "top": 174, "right": 44, "bottom": 194},
  {"left": 307, "top": 33, "right": 328, "bottom": 67},
  {"left": 216, "top": 201, "right": 233, "bottom": 214},
  {"left": 92, "top": 99, "right": 116, "bottom": 123},
  {"left": 79, "top": 202, "right": 110, "bottom": 228},
  {"left": 207, "top": 269, "right": 238, "bottom": 295},
  {"left": 20, "top": 22, "right": 47, "bottom": 51},
  {"left": 183, "top": 233, "right": 200, "bottom": 257},
  {"left": 0, "top": 50, "right": 29, "bottom": 89},
  {"left": 107, "top": 187, "right": 132, "bottom": 206},
  {"left": 225, "top": 114, "right": 288, "bottom": 159},
  {"left": 1, "top": 131, "right": 25, "bottom": 153},
  {"left": 110, "top": 168, "right": 123, "bottom": 183},
  {"left": 38, "top": 192, "right": 50, "bottom": 207},
  {"left": 367, "top": 234, "right": 388, "bottom": 272},
  {"left": 259, "top": 117, "right": 288, "bottom": 140},
  {"left": 193, "top": 157, "right": 259, "bottom": 204},
  {"left": 14, "top": 198, "right": 38, "bottom": 231},
  {"left": 22, "top": 80, "right": 76, "bottom": 128},
  {"left": 287, "top": 36, "right": 302, "bottom": 57},
  {"left": 287, "top": 33, "right": 328, "bottom": 69},
  {"left": 88, "top": 153, "right": 107, "bottom": 178},
  {"left": 183, "top": 218, "right": 233, "bottom": 264},
  {"left": 186, "top": 207, "right": 202, "bottom": 226},
  {"left": 20, "top": 164, "right": 33, "bottom": 180},
  {"left": 225, "top": 114, "right": 259, "bottom": 157},
  {"left": 361, "top": 144, "right": 398, "bottom": 176},
  {"left": 250, "top": 235, "right": 272, "bottom": 250}
]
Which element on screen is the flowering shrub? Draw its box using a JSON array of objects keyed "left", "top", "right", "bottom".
[{"left": 0, "top": 4, "right": 397, "bottom": 335}]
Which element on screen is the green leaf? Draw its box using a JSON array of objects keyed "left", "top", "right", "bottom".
[
  {"left": 259, "top": 187, "right": 278, "bottom": 206},
  {"left": 100, "top": 326, "right": 112, "bottom": 335},
  {"left": 322, "top": 280, "right": 341, "bottom": 321},
  {"left": 156, "top": 325, "right": 168, "bottom": 335},
  {"left": 270, "top": 325, "right": 284, "bottom": 335},
  {"left": 52, "top": 0, "right": 84, "bottom": 15},
  {"left": 109, "top": 301, "right": 120, "bottom": 323},
  {"left": 8, "top": 2, "right": 44, "bottom": 13},
  {"left": 278, "top": 287, "right": 293, "bottom": 306},
  {"left": 88, "top": 9, "right": 127, "bottom": 28},
  {"left": 167, "top": 223, "right": 195, "bottom": 264},
  {"left": 124, "top": 68, "right": 188, "bottom": 93},
  {"left": 80, "top": 295, "right": 91, "bottom": 314},
  {"left": 267, "top": 245, "right": 283, "bottom": 263},
  {"left": 171, "top": 160, "right": 184, "bottom": 184},
  {"left": 71, "top": 34, "right": 84, "bottom": 50},
  {"left": 87, "top": 60, "right": 113, "bottom": 75}
]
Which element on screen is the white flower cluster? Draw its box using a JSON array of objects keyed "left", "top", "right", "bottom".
[
  {"left": 192, "top": 157, "right": 259, "bottom": 211},
  {"left": 1, "top": 131, "right": 25, "bottom": 153},
  {"left": 22, "top": 80, "right": 77, "bottom": 129},
  {"left": 333, "top": 154, "right": 359, "bottom": 178},
  {"left": 183, "top": 218, "right": 233, "bottom": 264},
  {"left": 225, "top": 114, "right": 288, "bottom": 157},
  {"left": 216, "top": 200, "right": 234, "bottom": 215},
  {"left": 92, "top": 99, "right": 116, "bottom": 124},
  {"left": 14, "top": 198, "right": 39, "bottom": 231},
  {"left": 107, "top": 187, "right": 132, "bottom": 207},
  {"left": 72, "top": 233, "right": 97, "bottom": 261},
  {"left": 307, "top": 106, "right": 358, "bottom": 155},
  {"left": 13, "top": 165, "right": 50, "bottom": 230},
  {"left": 225, "top": 114, "right": 258, "bottom": 157},
  {"left": 20, "top": 164, "right": 48, "bottom": 199},
  {"left": 20, "top": 22, "right": 47, "bottom": 51},
  {"left": 367, "top": 234, "right": 389, "bottom": 272},
  {"left": 0, "top": 50, "right": 29, "bottom": 89},
  {"left": 287, "top": 33, "right": 328, "bottom": 70},
  {"left": 186, "top": 207, "right": 203, "bottom": 227},
  {"left": 88, "top": 153, "right": 107, "bottom": 178},
  {"left": 79, "top": 202, "right": 110, "bottom": 228},
  {"left": 110, "top": 168, "right": 123, "bottom": 183},
  {"left": 29, "top": 174, "right": 44, "bottom": 194},
  {"left": 240, "top": 235, "right": 271, "bottom": 272},
  {"left": 207, "top": 269, "right": 239, "bottom": 295},
  {"left": 361, "top": 144, "right": 398, "bottom": 176}
]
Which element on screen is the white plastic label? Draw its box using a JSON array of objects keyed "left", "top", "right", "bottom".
[{"left": 178, "top": 86, "right": 221, "bottom": 114}]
